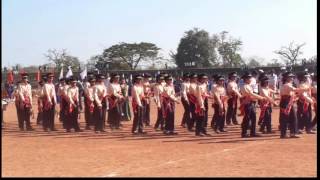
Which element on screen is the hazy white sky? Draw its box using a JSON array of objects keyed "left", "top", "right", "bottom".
[{"left": 2, "top": 0, "right": 317, "bottom": 67}]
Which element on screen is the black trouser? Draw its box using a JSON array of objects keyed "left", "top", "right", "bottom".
[
  {"left": 181, "top": 98, "right": 190, "bottom": 126},
  {"left": 66, "top": 105, "right": 80, "bottom": 131},
  {"left": 297, "top": 101, "right": 312, "bottom": 132},
  {"left": 60, "top": 98, "right": 67, "bottom": 128},
  {"left": 154, "top": 107, "right": 164, "bottom": 130},
  {"left": 311, "top": 104, "right": 317, "bottom": 128},
  {"left": 204, "top": 98, "right": 208, "bottom": 129},
  {"left": 43, "top": 103, "right": 55, "bottom": 130},
  {"left": 15, "top": 103, "right": 22, "bottom": 128},
  {"left": 279, "top": 104, "right": 297, "bottom": 137},
  {"left": 108, "top": 106, "right": 120, "bottom": 128},
  {"left": 241, "top": 102, "right": 257, "bottom": 136},
  {"left": 226, "top": 96, "right": 238, "bottom": 125},
  {"left": 132, "top": 106, "right": 144, "bottom": 133},
  {"left": 84, "top": 97, "right": 90, "bottom": 127},
  {"left": 36, "top": 112, "right": 43, "bottom": 125},
  {"left": 102, "top": 102, "right": 107, "bottom": 128},
  {"left": 188, "top": 102, "right": 196, "bottom": 130},
  {"left": 260, "top": 106, "right": 272, "bottom": 132},
  {"left": 164, "top": 103, "right": 175, "bottom": 132},
  {"left": 211, "top": 104, "right": 225, "bottom": 131},
  {"left": 143, "top": 100, "right": 150, "bottom": 126},
  {"left": 195, "top": 111, "right": 207, "bottom": 135},
  {"left": 94, "top": 104, "right": 104, "bottom": 131},
  {"left": 18, "top": 106, "right": 32, "bottom": 130}
]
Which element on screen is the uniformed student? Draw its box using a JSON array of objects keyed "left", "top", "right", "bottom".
[
  {"left": 187, "top": 73, "right": 198, "bottom": 131},
  {"left": 311, "top": 74, "right": 317, "bottom": 130},
  {"left": 57, "top": 78, "right": 69, "bottom": 129},
  {"left": 107, "top": 73, "right": 124, "bottom": 130},
  {"left": 180, "top": 73, "right": 191, "bottom": 128},
  {"left": 226, "top": 72, "right": 242, "bottom": 125},
  {"left": 84, "top": 77, "right": 96, "bottom": 130},
  {"left": 154, "top": 74, "right": 165, "bottom": 131},
  {"left": 240, "top": 72, "right": 266, "bottom": 138},
  {"left": 65, "top": 77, "right": 82, "bottom": 132},
  {"left": 195, "top": 74, "right": 211, "bottom": 136},
  {"left": 42, "top": 73, "right": 57, "bottom": 131},
  {"left": 93, "top": 74, "right": 107, "bottom": 133},
  {"left": 120, "top": 78, "right": 131, "bottom": 121},
  {"left": 211, "top": 75, "right": 228, "bottom": 134},
  {"left": 279, "top": 72, "right": 310, "bottom": 138},
  {"left": 131, "top": 74, "right": 145, "bottom": 134},
  {"left": 17, "top": 73, "right": 34, "bottom": 131},
  {"left": 296, "top": 72, "right": 315, "bottom": 134},
  {"left": 162, "top": 75, "right": 180, "bottom": 135},
  {"left": 258, "top": 76, "right": 278, "bottom": 134},
  {"left": 142, "top": 73, "right": 152, "bottom": 126},
  {"left": 36, "top": 80, "right": 45, "bottom": 125}
]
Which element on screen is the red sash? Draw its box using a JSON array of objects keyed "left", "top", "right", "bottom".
[
  {"left": 280, "top": 95, "right": 294, "bottom": 116},
  {"left": 162, "top": 96, "right": 174, "bottom": 119},
  {"left": 259, "top": 100, "right": 270, "bottom": 122},
  {"left": 238, "top": 96, "right": 251, "bottom": 116},
  {"left": 298, "top": 96, "right": 310, "bottom": 113},
  {"left": 69, "top": 97, "right": 78, "bottom": 113},
  {"left": 187, "top": 93, "right": 197, "bottom": 104},
  {"left": 23, "top": 95, "right": 31, "bottom": 108},
  {"left": 43, "top": 96, "right": 54, "bottom": 111}
]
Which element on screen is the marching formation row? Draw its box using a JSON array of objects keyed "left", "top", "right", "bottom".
[{"left": 9, "top": 70, "right": 317, "bottom": 138}]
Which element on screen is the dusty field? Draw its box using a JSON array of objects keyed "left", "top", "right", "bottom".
[{"left": 2, "top": 98, "right": 317, "bottom": 177}]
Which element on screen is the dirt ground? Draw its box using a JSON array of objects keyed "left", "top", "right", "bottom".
[{"left": 2, "top": 98, "right": 317, "bottom": 177}]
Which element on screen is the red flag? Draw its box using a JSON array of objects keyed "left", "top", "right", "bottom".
[{"left": 7, "top": 70, "right": 14, "bottom": 83}]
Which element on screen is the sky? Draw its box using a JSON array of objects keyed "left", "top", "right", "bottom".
[{"left": 2, "top": 0, "right": 317, "bottom": 67}]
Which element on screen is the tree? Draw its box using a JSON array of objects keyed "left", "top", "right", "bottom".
[
  {"left": 174, "top": 28, "right": 218, "bottom": 68},
  {"left": 274, "top": 42, "right": 306, "bottom": 66},
  {"left": 101, "top": 42, "right": 160, "bottom": 70},
  {"left": 214, "top": 31, "right": 243, "bottom": 68},
  {"left": 44, "top": 49, "right": 81, "bottom": 71},
  {"left": 266, "top": 59, "right": 283, "bottom": 67},
  {"left": 246, "top": 58, "right": 261, "bottom": 68}
]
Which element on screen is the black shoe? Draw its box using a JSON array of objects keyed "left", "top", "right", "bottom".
[
  {"left": 51, "top": 128, "right": 58, "bottom": 131},
  {"left": 297, "top": 130, "right": 303, "bottom": 134},
  {"left": 75, "top": 129, "right": 83, "bottom": 132},
  {"left": 214, "top": 129, "right": 220, "bottom": 134},
  {"left": 188, "top": 129, "right": 195, "bottom": 132},
  {"left": 241, "top": 134, "right": 249, "bottom": 138},
  {"left": 232, "top": 121, "right": 239, "bottom": 125},
  {"left": 266, "top": 131, "right": 275, "bottom": 134},
  {"left": 66, "top": 129, "right": 71, "bottom": 133},
  {"left": 196, "top": 133, "right": 204, "bottom": 137},
  {"left": 290, "top": 134, "right": 300, "bottom": 138},
  {"left": 26, "top": 127, "right": 34, "bottom": 131},
  {"left": 43, "top": 128, "right": 48, "bottom": 132},
  {"left": 100, "top": 130, "right": 106, "bottom": 133},
  {"left": 85, "top": 126, "right": 91, "bottom": 130},
  {"left": 219, "top": 129, "right": 227, "bottom": 133},
  {"left": 203, "top": 132, "right": 211, "bottom": 136}
]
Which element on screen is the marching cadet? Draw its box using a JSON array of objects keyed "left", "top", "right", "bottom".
[
  {"left": 93, "top": 74, "right": 107, "bottom": 133},
  {"left": 240, "top": 72, "right": 266, "bottom": 138},
  {"left": 195, "top": 74, "right": 210, "bottom": 136},
  {"left": 162, "top": 75, "right": 180, "bottom": 135},
  {"left": 131, "top": 74, "right": 145, "bottom": 134},
  {"left": 211, "top": 75, "right": 228, "bottom": 134},
  {"left": 107, "top": 73, "right": 124, "bottom": 130},
  {"left": 42, "top": 73, "right": 57, "bottom": 132},
  {"left": 226, "top": 72, "right": 242, "bottom": 125},
  {"left": 180, "top": 73, "right": 191, "bottom": 128},
  {"left": 57, "top": 78, "right": 68, "bottom": 129},
  {"left": 279, "top": 72, "right": 311, "bottom": 138},
  {"left": 154, "top": 74, "right": 165, "bottom": 131},
  {"left": 17, "top": 73, "right": 34, "bottom": 131},
  {"left": 65, "top": 76, "right": 82, "bottom": 132},
  {"left": 296, "top": 72, "right": 315, "bottom": 134},
  {"left": 14, "top": 81, "right": 22, "bottom": 129},
  {"left": 187, "top": 73, "right": 198, "bottom": 132},
  {"left": 36, "top": 79, "right": 45, "bottom": 125},
  {"left": 311, "top": 74, "right": 317, "bottom": 130},
  {"left": 84, "top": 77, "right": 96, "bottom": 130},
  {"left": 258, "top": 76, "right": 278, "bottom": 134},
  {"left": 142, "top": 73, "right": 152, "bottom": 126},
  {"left": 120, "top": 77, "right": 131, "bottom": 121}
]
